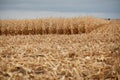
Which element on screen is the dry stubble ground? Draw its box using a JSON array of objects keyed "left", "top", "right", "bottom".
[{"left": 0, "top": 19, "right": 120, "bottom": 80}]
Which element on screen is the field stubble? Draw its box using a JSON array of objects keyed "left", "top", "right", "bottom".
[{"left": 0, "top": 17, "right": 120, "bottom": 80}]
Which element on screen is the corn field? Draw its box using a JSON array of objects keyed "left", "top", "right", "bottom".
[
  {"left": 0, "top": 17, "right": 120, "bottom": 80},
  {"left": 0, "top": 17, "right": 109, "bottom": 35}
]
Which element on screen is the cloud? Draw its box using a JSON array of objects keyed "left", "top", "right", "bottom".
[
  {"left": 0, "top": 10, "right": 120, "bottom": 19},
  {"left": 0, "top": 0, "right": 120, "bottom": 13},
  {"left": 0, "top": 0, "right": 120, "bottom": 19}
]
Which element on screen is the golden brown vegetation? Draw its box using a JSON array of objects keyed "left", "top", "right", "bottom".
[
  {"left": 0, "top": 17, "right": 120, "bottom": 80},
  {"left": 0, "top": 17, "right": 109, "bottom": 35}
]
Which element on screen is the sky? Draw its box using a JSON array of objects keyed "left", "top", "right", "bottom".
[{"left": 0, "top": 0, "right": 120, "bottom": 19}]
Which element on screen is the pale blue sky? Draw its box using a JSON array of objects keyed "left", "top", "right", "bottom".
[{"left": 0, "top": 0, "right": 120, "bottom": 19}]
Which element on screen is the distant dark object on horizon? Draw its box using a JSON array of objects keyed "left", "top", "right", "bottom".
[
  {"left": 107, "top": 18, "right": 110, "bottom": 20},
  {"left": 104, "top": 18, "right": 111, "bottom": 20}
]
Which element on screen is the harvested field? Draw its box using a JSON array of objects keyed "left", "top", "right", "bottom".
[{"left": 0, "top": 17, "right": 120, "bottom": 80}]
